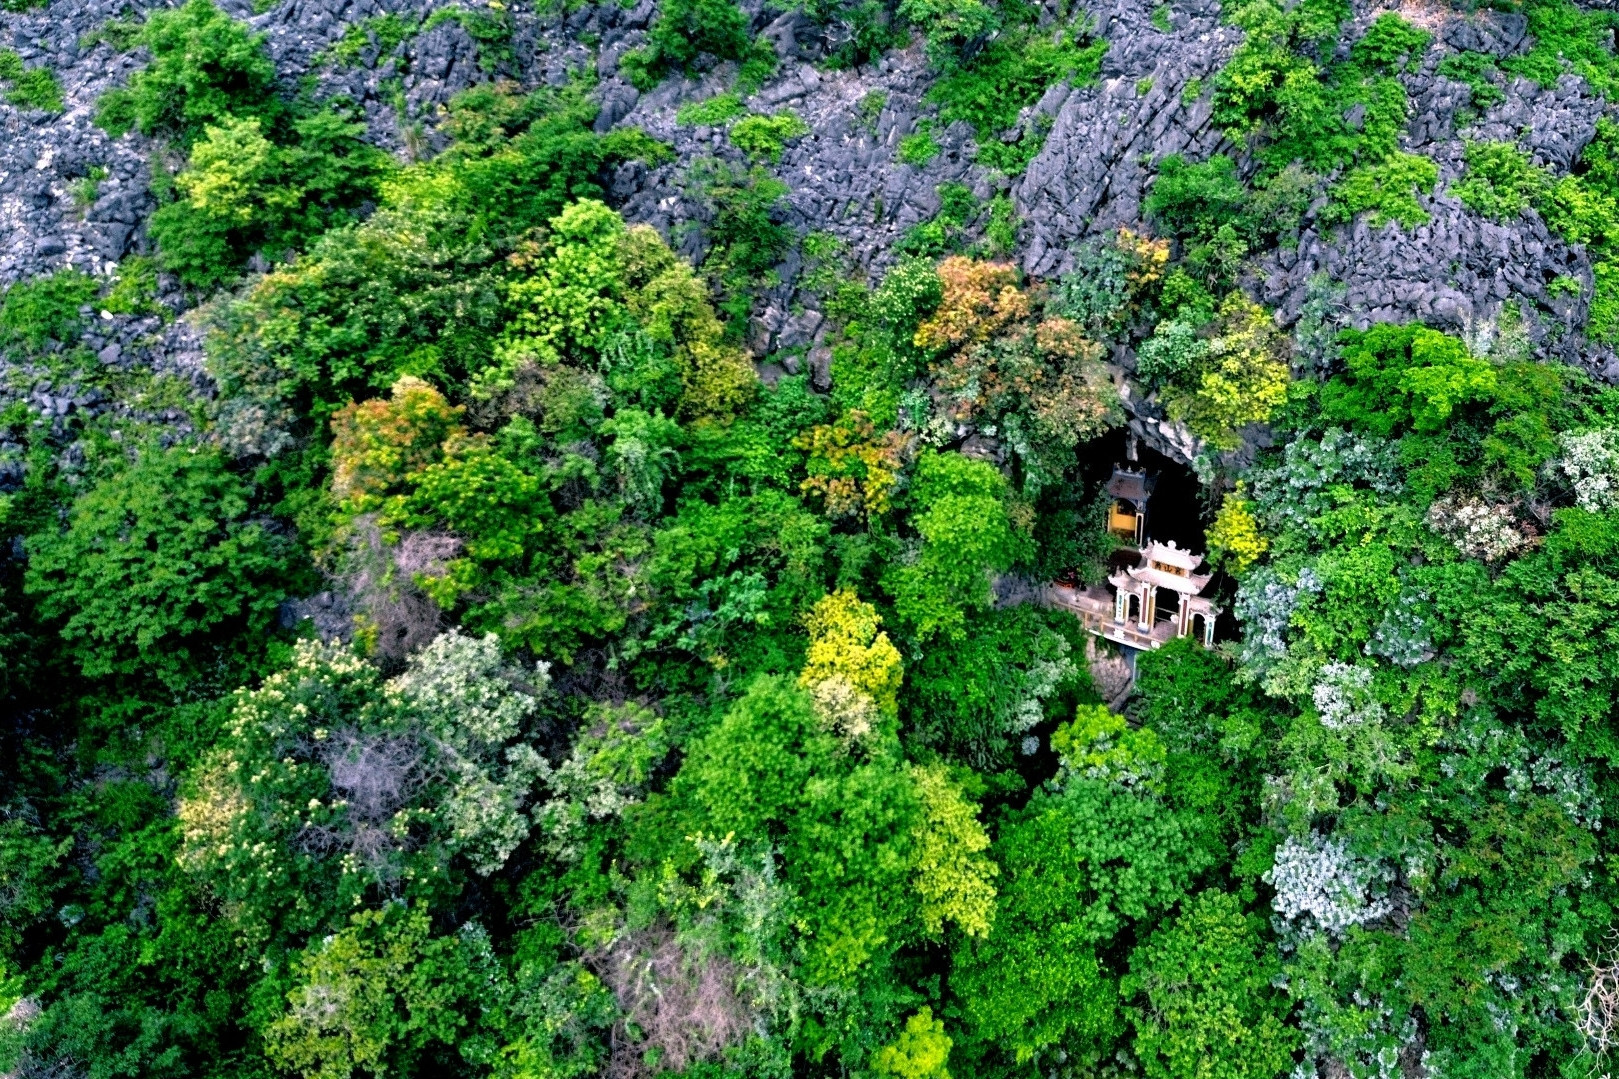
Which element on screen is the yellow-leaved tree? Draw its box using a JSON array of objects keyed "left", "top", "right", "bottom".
[
  {"left": 910, "top": 763, "right": 998, "bottom": 939},
  {"left": 798, "top": 589, "right": 904, "bottom": 741}
]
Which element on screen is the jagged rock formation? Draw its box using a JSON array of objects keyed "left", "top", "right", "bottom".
[{"left": 4, "top": 0, "right": 1619, "bottom": 457}]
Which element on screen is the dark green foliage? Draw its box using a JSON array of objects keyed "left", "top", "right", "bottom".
[
  {"left": 0, "top": 269, "right": 99, "bottom": 353},
  {"left": 619, "top": 0, "right": 753, "bottom": 89},
  {"left": 686, "top": 160, "right": 794, "bottom": 326},
  {"left": 896, "top": 182, "right": 982, "bottom": 257},
  {"left": 904, "top": 605, "right": 1091, "bottom": 766},
  {"left": 23, "top": 444, "right": 298, "bottom": 685},
  {"left": 927, "top": 27, "right": 1107, "bottom": 174},
  {"left": 11, "top": 2, "right": 1619, "bottom": 1074},
  {"left": 816, "top": 0, "right": 908, "bottom": 68}
]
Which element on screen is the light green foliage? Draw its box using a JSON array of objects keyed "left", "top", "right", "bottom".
[
  {"left": 676, "top": 92, "right": 745, "bottom": 126},
  {"left": 1161, "top": 292, "right": 1290, "bottom": 450},
  {"left": 1124, "top": 892, "right": 1298, "bottom": 1079},
  {"left": 1326, "top": 150, "right": 1438, "bottom": 229},
  {"left": 1052, "top": 704, "right": 1167, "bottom": 788},
  {"left": 1451, "top": 140, "right": 1547, "bottom": 222},
  {"left": 729, "top": 110, "right": 810, "bottom": 163},
  {"left": 1210, "top": 3, "right": 1438, "bottom": 229},
  {"left": 95, "top": 0, "right": 280, "bottom": 145},
  {"left": 661, "top": 676, "right": 923, "bottom": 984},
  {"left": 264, "top": 904, "right": 501, "bottom": 1078},
  {"left": 926, "top": 27, "right": 1107, "bottom": 173},
  {"left": 1324, "top": 323, "right": 1499, "bottom": 435},
  {"left": 1500, "top": 0, "right": 1619, "bottom": 100},
  {"left": 897, "top": 131, "right": 941, "bottom": 166},
  {"left": 326, "top": 12, "right": 417, "bottom": 67},
  {"left": 0, "top": 50, "right": 63, "bottom": 112},
  {"left": 884, "top": 450, "right": 1023, "bottom": 641},
  {"left": 910, "top": 763, "right": 997, "bottom": 938},
  {"left": 24, "top": 444, "right": 297, "bottom": 684},
  {"left": 873, "top": 1007, "right": 953, "bottom": 1079}
]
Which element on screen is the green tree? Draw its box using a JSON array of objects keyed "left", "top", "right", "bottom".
[
  {"left": 884, "top": 451, "right": 1024, "bottom": 641},
  {"left": 265, "top": 904, "right": 503, "bottom": 1079},
  {"left": 24, "top": 445, "right": 297, "bottom": 684},
  {"left": 95, "top": 0, "right": 280, "bottom": 146},
  {"left": 1124, "top": 892, "right": 1298, "bottom": 1079}
]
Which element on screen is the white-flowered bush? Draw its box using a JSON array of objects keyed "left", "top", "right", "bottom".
[
  {"left": 1249, "top": 428, "right": 1401, "bottom": 534},
  {"left": 390, "top": 631, "right": 549, "bottom": 875},
  {"left": 1235, "top": 566, "right": 1322, "bottom": 690},
  {"left": 1560, "top": 428, "right": 1619, "bottom": 513},
  {"left": 1425, "top": 496, "right": 1527, "bottom": 562},
  {"left": 533, "top": 701, "right": 668, "bottom": 861},
  {"left": 1310, "top": 663, "right": 1385, "bottom": 730},
  {"left": 1441, "top": 714, "right": 1602, "bottom": 830},
  {"left": 1363, "top": 587, "right": 1434, "bottom": 668},
  {"left": 1266, "top": 832, "right": 1394, "bottom": 935},
  {"left": 178, "top": 632, "right": 551, "bottom": 945}
]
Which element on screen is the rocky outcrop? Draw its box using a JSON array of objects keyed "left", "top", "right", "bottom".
[{"left": 4, "top": 0, "right": 1619, "bottom": 440}]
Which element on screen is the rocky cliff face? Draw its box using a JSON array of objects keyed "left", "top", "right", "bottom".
[{"left": 2, "top": 0, "right": 1615, "bottom": 460}]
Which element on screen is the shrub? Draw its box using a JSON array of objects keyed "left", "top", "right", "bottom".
[
  {"left": 24, "top": 444, "right": 297, "bottom": 684},
  {"left": 926, "top": 27, "right": 1107, "bottom": 173},
  {"left": 1451, "top": 141, "right": 1547, "bottom": 222},
  {"left": 150, "top": 109, "right": 393, "bottom": 288},
  {"left": 422, "top": 4, "right": 513, "bottom": 73},
  {"left": 325, "top": 12, "right": 417, "bottom": 67},
  {"left": 0, "top": 269, "right": 99, "bottom": 353},
  {"left": 1124, "top": 892, "right": 1298, "bottom": 1079},
  {"left": 619, "top": 0, "right": 752, "bottom": 89},
  {"left": 1326, "top": 151, "right": 1438, "bottom": 229},
  {"left": 913, "top": 257, "right": 1029, "bottom": 352},
  {"left": 1438, "top": 50, "right": 1505, "bottom": 110},
  {"left": 897, "top": 131, "right": 941, "bottom": 165},
  {"left": 873, "top": 1008, "right": 953, "bottom": 1079},
  {"left": 94, "top": 0, "right": 280, "bottom": 146},
  {"left": 676, "top": 92, "right": 745, "bottom": 127},
  {"left": 729, "top": 110, "right": 810, "bottom": 163},
  {"left": 1162, "top": 293, "right": 1289, "bottom": 449},
  {"left": 897, "top": 0, "right": 1000, "bottom": 62},
  {"left": 1501, "top": 0, "right": 1619, "bottom": 100},
  {"left": 0, "top": 50, "right": 63, "bottom": 112}
]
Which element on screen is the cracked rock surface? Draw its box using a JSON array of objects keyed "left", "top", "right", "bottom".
[{"left": 4, "top": 0, "right": 1619, "bottom": 457}]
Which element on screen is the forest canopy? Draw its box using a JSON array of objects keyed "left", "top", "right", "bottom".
[{"left": 3, "top": 0, "right": 1619, "bottom": 1078}]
